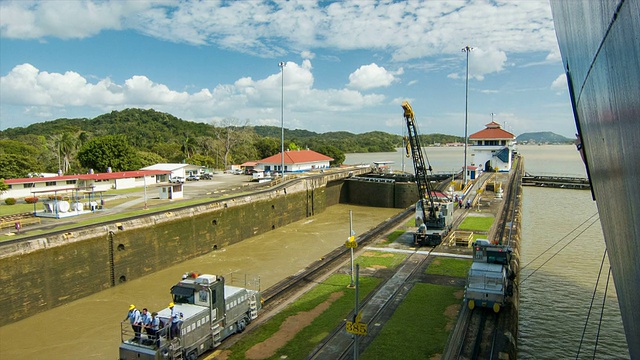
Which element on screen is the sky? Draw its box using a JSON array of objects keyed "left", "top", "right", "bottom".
[{"left": 0, "top": 0, "right": 575, "bottom": 138}]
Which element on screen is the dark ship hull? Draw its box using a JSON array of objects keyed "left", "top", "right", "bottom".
[{"left": 550, "top": 1, "right": 640, "bottom": 358}]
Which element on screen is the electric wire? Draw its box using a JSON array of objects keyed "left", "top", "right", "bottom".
[
  {"left": 521, "top": 212, "right": 599, "bottom": 271},
  {"left": 520, "top": 216, "right": 600, "bottom": 284},
  {"left": 593, "top": 267, "right": 612, "bottom": 359},
  {"left": 575, "top": 248, "right": 608, "bottom": 359}
]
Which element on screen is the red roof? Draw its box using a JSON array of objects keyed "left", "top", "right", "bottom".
[
  {"left": 240, "top": 161, "right": 258, "bottom": 167},
  {"left": 4, "top": 170, "right": 170, "bottom": 184},
  {"left": 259, "top": 149, "right": 333, "bottom": 164},
  {"left": 469, "top": 121, "right": 515, "bottom": 140}
]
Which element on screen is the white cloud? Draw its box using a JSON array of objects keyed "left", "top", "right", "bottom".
[
  {"left": 551, "top": 74, "right": 567, "bottom": 93},
  {"left": 1, "top": 61, "right": 387, "bottom": 130},
  {"left": 347, "top": 63, "right": 401, "bottom": 90},
  {"left": 0, "top": 0, "right": 149, "bottom": 39},
  {"left": 1, "top": 1, "right": 558, "bottom": 62}
]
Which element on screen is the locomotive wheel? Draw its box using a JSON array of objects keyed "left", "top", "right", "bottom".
[{"left": 237, "top": 318, "right": 247, "bottom": 332}]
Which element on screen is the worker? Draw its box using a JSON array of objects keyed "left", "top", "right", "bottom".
[
  {"left": 124, "top": 304, "right": 142, "bottom": 342},
  {"left": 141, "top": 308, "right": 152, "bottom": 337},
  {"left": 169, "top": 302, "right": 181, "bottom": 339},
  {"left": 148, "top": 312, "right": 161, "bottom": 348}
]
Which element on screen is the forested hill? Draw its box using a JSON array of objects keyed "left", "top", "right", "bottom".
[
  {"left": 0, "top": 108, "right": 463, "bottom": 179},
  {"left": 516, "top": 131, "right": 573, "bottom": 144}
]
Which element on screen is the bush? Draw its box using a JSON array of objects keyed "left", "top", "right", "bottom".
[
  {"left": 24, "top": 197, "right": 39, "bottom": 204},
  {"left": 48, "top": 195, "right": 63, "bottom": 200},
  {"left": 4, "top": 198, "right": 16, "bottom": 205}
]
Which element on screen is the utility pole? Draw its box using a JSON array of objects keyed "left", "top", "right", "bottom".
[
  {"left": 278, "top": 62, "right": 286, "bottom": 179},
  {"left": 462, "top": 45, "right": 473, "bottom": 187}
]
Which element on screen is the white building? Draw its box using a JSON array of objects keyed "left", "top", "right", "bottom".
[
  {"left": 256, "top": 150, "right": 333, "bottom": 174},
  {"left": 469, "top": 121, "right": 517, "bottom": 172},
  {"left": 141, "top": 163, "right": 205, "bottom": 180}
]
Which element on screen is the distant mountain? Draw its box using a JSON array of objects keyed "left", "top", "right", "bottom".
[{"left": 516, "top": 132, "right": 573, "bottom": 144}]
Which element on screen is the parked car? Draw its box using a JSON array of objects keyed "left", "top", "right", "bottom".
[
  {"left": 186, "top": 174, "right": 200, "bottom": 181},
  {"left": 232, "top": 169, "right": 244, "bottom": 175},
  {"left": 201, "top": 173, "right": 213, "bottom": 180},
  {"left": 169, "top": 176, "right": 185, "bottom": 183}
]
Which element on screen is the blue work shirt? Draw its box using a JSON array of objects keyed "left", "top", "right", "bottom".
[{"left": 128, "top": 309, "right": 141, "bottom": 325}]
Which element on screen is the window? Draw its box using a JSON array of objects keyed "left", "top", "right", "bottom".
[
  {"left": 46, "top": 181, "right": 56, "bottom": 186},
  {"left": 23, "top": 183, "right": 35, "bottom": 188},
  {"left": 66, "top": 180, "right": 76, "bottom": 185}
]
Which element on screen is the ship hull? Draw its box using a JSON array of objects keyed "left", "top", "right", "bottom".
[{"left": 550, "top": 1, "right": 640, "bottom": 358}]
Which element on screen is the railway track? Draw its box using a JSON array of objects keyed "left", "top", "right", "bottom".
[
  {"left": 455, "top": 309, "right": 500, "bottom": 360},
  {"left": 261, "top": 207, "right": 414, "bottom": 306},
  {"left": 306, "top": 249, "right": 435, "bottom": 359}
]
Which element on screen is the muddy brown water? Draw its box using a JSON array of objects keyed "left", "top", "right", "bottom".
[{"left": 0, "top": 204, "right": 402, "bottom": 360}]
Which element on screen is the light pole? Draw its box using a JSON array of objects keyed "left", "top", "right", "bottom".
[
  {"left": 462, "top": 46, "right": 473, "bottom": 187},
  {"left": 279, "top": 61, "right": 286, "bottom": 178}
]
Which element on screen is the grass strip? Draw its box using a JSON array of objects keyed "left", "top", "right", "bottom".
[
  {"left": 226, "top": 274, "right": 380, "bottom": 360},
  {"left": 426, "top": 257, "right": 472, "bottom": 278},
  {"left": 361, "top": 283, "right": 462, "bottom": 359},
  {"left": 458, "top": 216, "right": 494, "bottom": 232},
  {"left": 355, "top": 251, "right": 407, "bottom": 270}
]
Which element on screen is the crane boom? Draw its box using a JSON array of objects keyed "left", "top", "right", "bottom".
[
  {"left": 401, "top": 100, "right": 453, "bottom": 246},
  {"left": 402, "top": 101, "right": 436, "bottom": 220}
]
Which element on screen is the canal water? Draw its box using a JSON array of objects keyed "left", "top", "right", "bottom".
[
  {"left": 346, "top": 145, "right": 630, "bottom": 358},
  {"left": 0, "top": 145, "right": 630, "bottom": 359},
  {"left": 0, "top": 204, "right": 402, "bottom": 359}
]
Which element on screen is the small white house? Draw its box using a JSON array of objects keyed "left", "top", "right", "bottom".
[
  {"left": 141, "top": 163, "right": 205, "bottom": 181},
  {"left": 469, "top": 121, "right": 516, "bottom": 172},
  {"left": 256, "top": 149, "right": 333, "bottom": 174}
]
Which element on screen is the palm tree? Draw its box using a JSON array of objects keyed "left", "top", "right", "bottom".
[
  {"left": 181, "top": 136, "right": 197, "bottom": 159},
  {"left": 59, "top": 132, "right": 78, "bottom": 173}
]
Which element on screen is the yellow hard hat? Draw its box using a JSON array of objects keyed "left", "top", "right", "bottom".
[
  {"left": 129, "top": 304, "right": 135, "bottom": 310},
  {"left": 169, "top": 302, "right": 174, "bottom": 307}
]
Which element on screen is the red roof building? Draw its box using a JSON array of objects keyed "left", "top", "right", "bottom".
[
  {"left": 469, "top": 121, "right": 517, "bottom": 173},
  {"left": 469, "top": 121, "right": 516, "bottom": 144},
  {"left": 257, "top": 149, "right": 333, "bottom": 173},
  {"left": 2, "top": 170, "right": 170, "bottom": 200}
]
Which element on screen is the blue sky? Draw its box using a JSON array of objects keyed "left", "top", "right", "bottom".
[{"left": 0, "top": 0, "right": 575, "bottom": 138}]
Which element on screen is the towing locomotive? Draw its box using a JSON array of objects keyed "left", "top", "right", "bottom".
[
  {"left": 464, "top": 240, "right": 514, "bottom": 313},
  {"left": 119, "top": 272, "right": 260, "bottom": 360}
]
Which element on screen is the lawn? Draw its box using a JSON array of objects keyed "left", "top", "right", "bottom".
[
  {"left": 361, "top": 283, "right": 463, "bottom": 359},
  {"left": 458, "top": 216, "right": 494, "bottom": 232},
  {"left": 355, "top": 252, "right": 407, "bottom": 270},
  {"left": 224, "top": 274, "right": 381, "bottom": 360},
  {"left": 426, "top": 257, "right": 473, "bottom": 278}
]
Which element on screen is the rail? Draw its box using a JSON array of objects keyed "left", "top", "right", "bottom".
[{"left": 307, "top": 250, "right": 435, "bottom": 359}]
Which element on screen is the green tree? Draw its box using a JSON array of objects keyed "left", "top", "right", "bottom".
[
  {"left": 181, "top": 135, "right": 197, "bottom": 159},
  {"left": 189, "top": 154, "right": 216, "bottom": 168},
  {"left": 77, "top": 135, "right": 137, "bottom": 172},
  {"left": 254, "top": 137, "right": 280, "bottom": 159},
  {"left": 134, "top": 151, "right": 167, "bottom": 169},
  {"left": 314, "top": 145, "right": 345, "bottom": 167},
  {"left": 0, "top": 179, "right": 9, "bottom": 195},
  {"left": 0, "top": 154, "right": 42, "bottom": 179},
  {"left": 59, "top": 132, "right": 78, "bottom": 173}
]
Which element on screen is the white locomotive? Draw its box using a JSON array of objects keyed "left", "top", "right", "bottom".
[
  {"left": 465, "top": 240, "right": 514, "bottom": 313},
  {"left": 119, "top": 272, "right": 260, "bottom": 360}
]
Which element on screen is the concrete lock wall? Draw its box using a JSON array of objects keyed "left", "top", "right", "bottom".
[
  {"left": 0, "top": 179, "right": 323, "bottom": 326},
  {"left": 345, "top": 179, "right": 417, "bottom": 208},
  {"left": 0, "top": 173, "right": 416, "bottom": 326}
]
